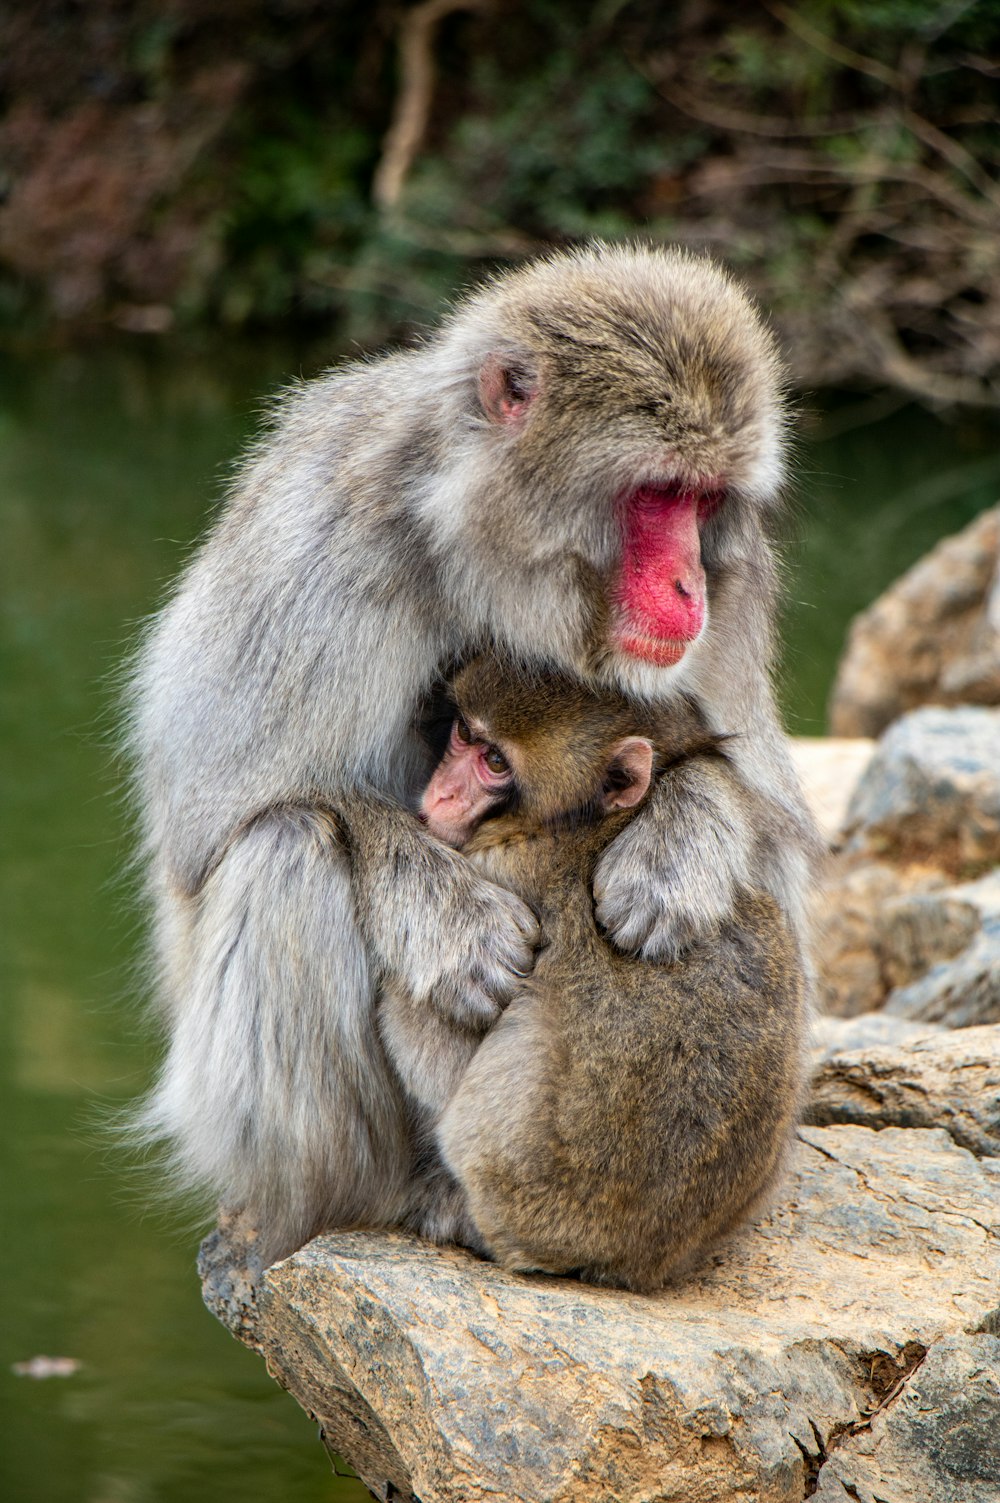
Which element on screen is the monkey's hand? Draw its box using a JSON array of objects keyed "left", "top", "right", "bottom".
[
  {"left": 594, "top": 760, "right": 754, "bottom": 961},
  {"left": 341, "top": 794, "right": 540, "bottom": 1025},
  {"left": 394, "top": 859, "right": 540, "bottom": 1025}
]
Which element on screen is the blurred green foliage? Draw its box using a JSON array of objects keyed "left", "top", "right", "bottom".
[{"left": 1, "top": 0, "right": 998, "bottom": 397}]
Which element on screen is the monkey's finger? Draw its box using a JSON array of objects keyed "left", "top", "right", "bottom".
[
  {"left": 496, "top": 890, "right": 540, "bottom": 935},
  {"left": 596, "top": 900, "right": 657, "bottom": 956},
  {"left": 596, "top": 881, "right": 694, "bottom": 958}
]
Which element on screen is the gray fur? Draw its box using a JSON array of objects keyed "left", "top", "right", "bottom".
[{"left": 128, "top": 243, "right": 817, "bottom": 1263}]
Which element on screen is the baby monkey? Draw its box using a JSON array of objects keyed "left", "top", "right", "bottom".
[{"left": 381, "top": 657, "right": 808, "bottom": 1293}]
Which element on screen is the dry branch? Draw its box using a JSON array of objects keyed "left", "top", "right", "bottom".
[{"left": 373, "top": 0, "right": 488, "bottom": 212}]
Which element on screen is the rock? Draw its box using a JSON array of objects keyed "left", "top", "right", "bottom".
[
  {"left": 812, "top": 1012, "right": 940, "bottom": 1055},
  {"left": 812, "top": 707, "right": 1000, "bottom": 1018},
  {"left": 788, "top": 737, "right": 875, "bottom": 844},
  {"left": 886, "top": 909, "right": 1000, "bottom": 1027},
  {"left": 808, "top": 707, "right": 1000, "bottom": 1016},
  {"left": 807, "top": 1015, "right": 1000, "bottom": 1155},
  {"left": 812, "top": 1333, "right": 1000, "bottom": 1503},
  {"left": 202, "top": 1125, "right": 1000, "bottom": 1503},
  {"left": 816, "top": 859, "right": 999, "bottom": 1024},
  {"left": 883, "top": 869, "right": 1000, "bottom": 1027},
  {"left": 197, "top": 1208, "right": 266, "bottom": 1348},
  {"left": 842, "top": 706, "right": 1000, "bottom": 873},
  {"left": 829, "top": 504, "right": 1000, "bottom": 738},
  {"left": 813, "top": 860, "right": 982, "bottom": 1017},
  {"left": 877, "top": 890, "right": 983, "bottom": 992}
]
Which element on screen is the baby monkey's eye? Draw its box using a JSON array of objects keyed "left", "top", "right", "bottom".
[
  {"left": 455, "top": 717, "right": 473, "bottom": 744},
  {"left": 484, "top": 746, "right": 509, "bottom": 775}
]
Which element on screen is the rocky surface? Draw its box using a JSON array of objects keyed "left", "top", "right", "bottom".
[
  {"left": 810, "top": 705, "right": 1000, "bottom": 1019},
  {"left": 813, "top": 864, "right": 1000, "bottom": 1023},
  {"left": 884, "top": 918, "right": 1000, "bottom": 1026},
  {"left": 788, "top": 737, "right": 875, "bottom": 844},
  {"left": 841, "top": 705, "right": 1000, "bottom": 873},
  {"left": 811, "top": 1332, "right": 1000, "bottom": 1503},
  {"left": 829, "top": 504, "right": 1000, "bottom": 738},
  {"left": 812, "top": 860, "right": 985, "bottom": 1017},
  {"left": 202, "top": 1124, "right": 1000, "bottom": 1503},
  {"left": 808, "top": 1013, "right": 1000, "bottom": 1155}
]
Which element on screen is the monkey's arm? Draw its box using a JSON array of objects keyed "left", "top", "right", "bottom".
[
  {"left": 336, "top": 792, "right": 540, "bottom": 1024},
  {"left": 594, "top": 756, "right": 813, "bottom": 961}
]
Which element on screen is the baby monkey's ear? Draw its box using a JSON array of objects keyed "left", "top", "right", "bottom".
[{"left": 601, "top": 737, "right": 654, "bottom": 811}]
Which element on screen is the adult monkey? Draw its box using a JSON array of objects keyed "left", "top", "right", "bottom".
[{"left": 131, "top": 244, "right": 816, "bottom": 1265}]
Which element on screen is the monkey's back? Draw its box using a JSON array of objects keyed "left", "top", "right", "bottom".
[{"left": 440, "top": 837, "right": 807, "bottom": 1292}]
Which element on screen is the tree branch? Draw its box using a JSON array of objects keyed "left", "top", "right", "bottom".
[{"left": 373, "top": 0, "right": 488, "bottom": 212}]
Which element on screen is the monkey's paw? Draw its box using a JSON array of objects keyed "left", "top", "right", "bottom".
[
  {"left": 406, "top": 876, "right": 540, "bottom": 1026},
  {"left": 593, "top": 822, "right": 740, "bottom": 962}
]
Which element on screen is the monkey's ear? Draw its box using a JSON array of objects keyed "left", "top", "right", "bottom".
[
  {"left": 601, "top": 738, "right": 654, "bottom": 810},
  {"left": 478, "top": 354, "right": 539, "bottom": 425}
]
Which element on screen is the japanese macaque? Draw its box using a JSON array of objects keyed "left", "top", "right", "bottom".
[
  {"left": 382, "top": 656, "right": 808, "bottom": 1288},
  {"left": 129, "top": 243, "right": 818, "bottom": 1265}
]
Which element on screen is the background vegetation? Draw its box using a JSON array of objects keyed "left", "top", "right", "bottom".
[
  {"left": 2, "top": 0, "right": 998, "bottom": 405},
  {"left": 2, "top": 9, "right": 998, "bottom": 1500}
]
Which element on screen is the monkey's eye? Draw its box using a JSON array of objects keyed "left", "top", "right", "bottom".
[
  {"left": 484, "top": 746, "right": 509, "bottom": 776},
  {"left": 454, "top": 717, "right": 473, "bottom": 744}
]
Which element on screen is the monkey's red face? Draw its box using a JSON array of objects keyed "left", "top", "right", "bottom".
[
  {"left": 420, "top": 718, "right": 514, "bottom": 848},
  {"left": 611, "top": 487, "right": 710, "bottom": 667},
  {"left": 477, "top": 358, "right": 722, "bottom": 673}
]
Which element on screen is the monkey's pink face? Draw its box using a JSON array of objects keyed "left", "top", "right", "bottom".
[
  {"left": 419, "top": 719, "right": 514, "bottom": 848},
  {"left": 478, "top": 359, "right": 717, "bottom": 672},
  {"left": 610, "top": 487, "right": 712, "bottom": 668}
]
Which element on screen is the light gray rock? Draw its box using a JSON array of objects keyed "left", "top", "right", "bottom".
[
  {"left": 808, "top": 1015, "right": 1000, "bottom": 1155},
  {"left": 886, "top": 911, "right": 1000, "bottom": 1026},
  {"left": 812, "top": 1333, "right": 1000, "bottom": 1503},
  {"left": 814, "top": 861, "right": 982, "bottom": 1017},
  {"left": 843, "top": 705, "right": 1000, "bottom": 873},
  {"left": 815, "top": 858, "right": 1000, "bottom": 1025},
  {"left": 202, "top": 1125, "right": 1000, "bottom": 1503},
  {"left": 829, "top": 504, "right": 1000, "bottom": 738},
  {"left": 878, "top": 890, "right": 983, "bottom": 992},
  {"left": 811, "top": 1012, "right": 941, "bottom": 1057},
  {"left": 788, "top": 736, "right": 875, "bottom": 844},
  {"left": 878, "top": 869, "right": 1000, "bottom": 1026}
]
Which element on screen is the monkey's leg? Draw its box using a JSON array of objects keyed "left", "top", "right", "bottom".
[
  {"left": 401, "top": 1113, "right": 488, "bottom": 1254},
  {"left": 594, "top": 758, "right": 758, "bottom": 960},
  {"left": 338, "top": 793, "right": 540, "bottom": 1026},
  {"left": 379, "top": 981, "right": 485, "bottom": 1114},
  {"left": 139, "top": 807, "right": 411, "bottom": 1266},
  {"left": 377, "top": 989, "right": 489, "bottom": 1252}
]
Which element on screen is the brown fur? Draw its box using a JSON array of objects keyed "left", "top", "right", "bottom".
[{"left": 390, "top": 656, "right": 808, "bottom": 1291}]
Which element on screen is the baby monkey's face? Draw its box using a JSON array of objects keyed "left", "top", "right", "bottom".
[
  {"left": 419, "top": 713, "right": 517, "bottom": 849},
  {"left": 419, "top": 695, "right": 654, "bottom": 851}
]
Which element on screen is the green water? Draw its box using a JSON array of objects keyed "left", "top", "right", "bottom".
[{"left": 1, "top": 345, "right": 997, "bottom": 1503}]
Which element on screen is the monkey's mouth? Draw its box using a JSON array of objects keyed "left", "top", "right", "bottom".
[
  {"left": 611, "top": 484, "right": 708, "bottom": 666},
  {"left": 613, "top": 627, "right": 689, "bottom": 667}
]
